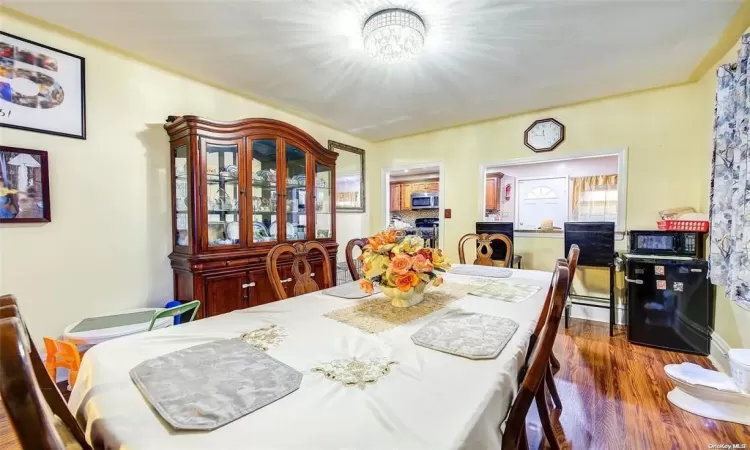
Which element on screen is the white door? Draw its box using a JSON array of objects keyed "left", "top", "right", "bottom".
[{"left": 516, "top": 177, "right": 568, "bottom": 230}]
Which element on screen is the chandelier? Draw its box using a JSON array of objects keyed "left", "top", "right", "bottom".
[{"left": 363, "top": 8, "right": 425, "bottom": 64}]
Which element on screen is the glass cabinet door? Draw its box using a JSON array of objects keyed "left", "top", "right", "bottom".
[
  {"left": 284, "top": 142, "right": 307, "bottom": 241},
  {"left": 250, "top": 139, "right": 278, "bottom": 244},
  {"left": 174, "top": 144, "right": 189, "bottom": 247},
  {"left": 314, "top": 162, "right": 333, "bottom": 239},
  {"left": 205, "top": 142, "right": 242, "bottom": 247}
]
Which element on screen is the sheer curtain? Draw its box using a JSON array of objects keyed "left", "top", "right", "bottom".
[
  {"left": 709, "top": 34, "right": 750, "bottom": 310},
  {"left": 571, "top": 175, "right": 618, "bottom": 222}
]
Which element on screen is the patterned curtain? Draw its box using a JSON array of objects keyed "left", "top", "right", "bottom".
[{"left": 709, "top": 34, "right": 750, "bottom": 310}]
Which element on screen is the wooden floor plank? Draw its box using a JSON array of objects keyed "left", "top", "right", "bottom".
[{"left": 2, "top": 319, "right": 748, "bottom": 449}]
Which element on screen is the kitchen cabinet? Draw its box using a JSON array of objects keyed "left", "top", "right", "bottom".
[
  {"left": 486, "top": 176, "right": 500, "bottom": 211},
  {"left": 390, "top": 178, "right": 439, "bottom": 211},
  {"left": 390, "top": 184, "right": 402, "bottom": 211},
  {"left": 400, "top": 184, "right": 412, "bottom": 211},
  {"left": 166, "top": 116, "right": 339, "bottom": 318}
]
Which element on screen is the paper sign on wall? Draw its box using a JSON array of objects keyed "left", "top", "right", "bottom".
[
  {"left": 655, "top": 266, "right": 665, "bottom": 276},
  {"left": 674, "top": 282, "right": 684, "bottom": 292},
  {"left": 656, "top": 280, "right": 667, "bottom": 290}
]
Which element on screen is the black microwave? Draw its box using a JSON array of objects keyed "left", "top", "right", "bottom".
[{"left": 628, "top": 230, "right": 704, "bottom": 258}]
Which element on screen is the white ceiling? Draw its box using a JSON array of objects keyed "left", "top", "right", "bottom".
[{"left": 9, "top": 0, "right": 742, "bottom": 141}]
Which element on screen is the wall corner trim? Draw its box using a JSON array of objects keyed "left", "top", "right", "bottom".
[{"left": 710, "top": 331, "right": 732, "bottom": 375}]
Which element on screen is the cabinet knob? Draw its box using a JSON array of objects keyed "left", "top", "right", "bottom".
[
  {"left": 242, "top": 282, "right": 255, "bottom": 289},
  {"left": 310, "top": 273, "right": 315, "bottom": 278}
]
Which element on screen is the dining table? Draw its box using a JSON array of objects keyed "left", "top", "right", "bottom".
[{"left": 68, "top": 265, "right": 552, "bottom": 450}]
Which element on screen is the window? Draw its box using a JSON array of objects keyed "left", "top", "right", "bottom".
[{"left": 482, "top": 153, "right": 625, "bottom": 232}]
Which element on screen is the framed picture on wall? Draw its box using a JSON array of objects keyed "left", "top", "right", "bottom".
[
  {"left": 0, "top": 146, "right": 51, "bottom": 223},
  {"left": 0, "top": 31, "right": 86, "bottom": 139},
  {"left": 329, "top": 140, "right": 365, "bottom": 213}
]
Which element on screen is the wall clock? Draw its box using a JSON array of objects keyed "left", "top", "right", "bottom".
[{"left": 524, "top": 118, "right": 565, "bottom": 152}]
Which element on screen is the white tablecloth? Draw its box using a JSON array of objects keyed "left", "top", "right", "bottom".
[{"left": 68, "top": 267, "right": 552, "bottom": 450}]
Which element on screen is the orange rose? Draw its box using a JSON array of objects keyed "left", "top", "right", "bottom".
[
  {"left": 358, "top": 279, "right": 375, "bottom": 294},
  {"left": 390, "top": 253, "right": 412, "bottom": 275},
  {"left": 396, "top": 272, "right": 420, "bottom": 292},
  {"left": 412, "top": 254, "right": 434, "bottom": 272},
  {"left": 433, "top": 276, "right": 444, "bottom": 287},
  {"left": 417, "top": 248, "right": 433, "bottom": 260}
]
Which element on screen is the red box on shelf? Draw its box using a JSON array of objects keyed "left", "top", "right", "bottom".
[{"left": 657, "top": 220, "right": 709, "bottom": 232}]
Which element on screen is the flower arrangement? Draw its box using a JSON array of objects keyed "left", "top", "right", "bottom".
[{"left": 358, "top": 230, "right": 451, "bottom": 307}]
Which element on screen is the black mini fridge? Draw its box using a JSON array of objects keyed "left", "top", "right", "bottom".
[{"left": 625, "top": 256, "right": 713, "bottom": 355}]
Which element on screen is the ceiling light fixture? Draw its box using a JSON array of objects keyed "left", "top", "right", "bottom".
[{"left": 363, "top": 8, "right": 425, "bottom": 64}]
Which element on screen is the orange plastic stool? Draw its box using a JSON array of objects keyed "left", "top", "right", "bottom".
[{"left": 43, "top": 338, "right": 82, "bottom": 390}]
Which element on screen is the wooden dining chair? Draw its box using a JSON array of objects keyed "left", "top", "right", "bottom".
[
  {"left": 458, "top": 233, "right": 513, "bottom": 267},
  {"left": 522, "top": 258, "right": 568, "bottom": 420},
  {"left": 345, "top": 238, "right": 368, "bottom": 281},
  {"left": 503, "top": 262, "right": 569, "bottom": 450},
  {"left": 266, "top": 241, "right": 333, "bottom": 300},
  {"left": 0, "top": 295, "right": 91, "bottom": 450}
]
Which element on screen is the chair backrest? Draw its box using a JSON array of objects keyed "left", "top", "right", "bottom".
[
  {"left": 147, "top": 300, "right": 200, "bottom": 331},
  {"left": 503, "top": 262, "right": 569, "bottom": 450},
  {"left": 566, "top": 244, "right": 580, "bottom": 296},
  {"left": 266, "top": 241, "right": 333, "bottom": 300},
  {"left": 345, "top": 238, "right": 368, "bottom": 281},
  {"left": 526, "top": 257, "right": 568, "bottom": 358},
  {"left": 0, "top": 295, "right": 91, "bottom": 450},
  {"left": 458, "top": 233, "right": 513, "bottom": 267}
]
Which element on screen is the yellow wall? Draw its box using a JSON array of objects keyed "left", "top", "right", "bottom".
[
  {"left": 0, "top": 12, "right": 372, "bottom": 341},
  {"left": 372, "top": 83, "right": 708, "bottom": 269}
]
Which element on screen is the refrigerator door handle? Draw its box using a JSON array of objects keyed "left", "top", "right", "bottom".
[{"left": 625, "top": 277, "right": 644, "bottom": 285}]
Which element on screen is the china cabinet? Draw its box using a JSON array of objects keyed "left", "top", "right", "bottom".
[{"left": 165, "top": 116, "right": 338, "bottom": 317}]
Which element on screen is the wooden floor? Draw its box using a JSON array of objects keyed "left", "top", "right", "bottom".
[{"left": 2, "top": 319, "right": 748, "bottom": 449}]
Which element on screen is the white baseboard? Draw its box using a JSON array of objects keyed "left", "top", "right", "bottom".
[
  {"left": 710, "top": 331, "right": 731, "bottom": 375},
  {"left": 568, "top": 302, "right": 626, "bottom": 325}
]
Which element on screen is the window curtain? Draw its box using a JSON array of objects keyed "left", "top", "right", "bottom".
[
  {"left": 709, "top": 34, "right": 750, "bottom": 310},
  {"left": 570, "top": 174, "right": 617, "bottom": 216}
]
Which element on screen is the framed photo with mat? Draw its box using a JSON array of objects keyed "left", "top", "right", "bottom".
[{"left": 0, "top": 146, "right": 51, "bottom": 223}]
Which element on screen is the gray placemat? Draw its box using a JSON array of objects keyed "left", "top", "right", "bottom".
[
  {"left": 322, "top": 282, "right": 381, "bottom": 299},
  {"left": 411, "top": 312, "right": 519, "bottom": 360},
  {"left": 130, "top": 338, "right": 302, "bottom": 430},
  {"left": 450, "top": 266, "right": 513, "bottom": 278},
  {"left": 70, "top": 310, "right": 158, "bottom": 333},
  {"left": 468, "top": 282, "right": 541, "bottom": 302}
]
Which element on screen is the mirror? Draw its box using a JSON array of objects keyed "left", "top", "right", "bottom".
[{"left": 329, "top": 140, "right": 365, "bottom": 213}]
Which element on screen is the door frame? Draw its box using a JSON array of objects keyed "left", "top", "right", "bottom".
[
  {"left": 514, "top": 175, "right": 570, "bottom": 231},
  {"left": 381, "top": 161, "right": 445, "bottom": 250}
]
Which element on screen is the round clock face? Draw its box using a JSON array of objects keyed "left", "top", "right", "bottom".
[{"left": 525, "top": 119, "right": 564, "bottom": 152}]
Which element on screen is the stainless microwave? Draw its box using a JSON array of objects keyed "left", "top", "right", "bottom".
[
  {"left": 411, "top": 192, "right": 439, "bottom": 210},
  {"left": 628, "top": 230, "right": 705, "bottom": 258}
]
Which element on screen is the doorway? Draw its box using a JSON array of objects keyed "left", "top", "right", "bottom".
[{"left": 381, "top": 162, "right": 445, "bottom": 249}]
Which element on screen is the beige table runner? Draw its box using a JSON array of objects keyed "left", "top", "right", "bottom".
[{"left": 324, "top": 280, "right": 486, "bottom": 333}]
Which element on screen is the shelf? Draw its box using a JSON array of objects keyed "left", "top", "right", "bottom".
[
  {"left": 252, "top": 211, "right": 275, "bottom": 215},
  {"left": 252, "top": 182, "right": 276, "bottom": 189},
  {"left": 315, "top": 210, "right": 331, "bottom": 215},
  {"left": 207, "top": 210, "right": 239, "bottom": 214},
  {"left": 315, "top": 186, "right": 331, "bottom": 190},
  {"left": 207, "top": 174, "right": 239, "bottom": 183}
]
